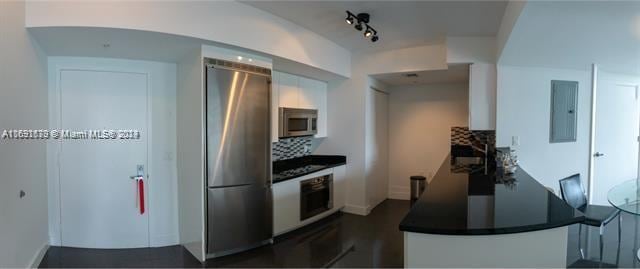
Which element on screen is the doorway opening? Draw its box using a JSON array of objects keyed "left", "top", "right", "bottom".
[{"left": 368, "top": 64, "right": 471, "bottom": 203}]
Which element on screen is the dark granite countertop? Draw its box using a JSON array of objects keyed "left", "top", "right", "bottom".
[
  {"left": 399, "top": 154, "right": 584, "bottom": 235},
  {"left": 272, "top": 155, "right": 346, "bottom": 184}
]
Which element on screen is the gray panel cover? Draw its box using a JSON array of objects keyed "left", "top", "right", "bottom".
[{"left": 550, "top": 80, "right": 579, "bottom": 143}]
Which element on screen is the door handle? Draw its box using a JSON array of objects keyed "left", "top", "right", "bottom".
[
  {"left": 130, "top": 164, "right": 145, "bottom": 180},
  {"left": 594, "top": 152, "right": 605, "bottom": 157}
]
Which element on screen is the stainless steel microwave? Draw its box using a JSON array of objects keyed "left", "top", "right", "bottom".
[{"left": 279, "top": 107, "right": 318, "bottom": 138}]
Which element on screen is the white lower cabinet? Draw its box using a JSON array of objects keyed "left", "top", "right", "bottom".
[
  {"left": 272, "top": 165, "right": 346, "bottom": 236},
  {"left": 332, "top": 165, "right": 346, "bottom": 209},
  {"left": 272, "top": 174, "right": 300, "bottom": 235}
]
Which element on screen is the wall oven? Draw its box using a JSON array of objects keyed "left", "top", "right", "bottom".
[
  {"left": 300, "top": 174, "right": 333, "bottom": 221},
  {"left": 279, "top": 107, "right": 318, "bottom": 138}
]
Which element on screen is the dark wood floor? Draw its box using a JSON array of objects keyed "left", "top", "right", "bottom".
[
  {"left": 39, "top": 199, "right": 408, "bottom": 268},
  {"left": 567, "top": 211, "right": 640, "bottom": 268},
  {"left": 39, "top": 199, "right": 640, "bottom": 268}
]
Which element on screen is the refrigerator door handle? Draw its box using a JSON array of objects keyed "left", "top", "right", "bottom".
[{"left": 208, "top": 183, "right": 252, "bottom": 189}]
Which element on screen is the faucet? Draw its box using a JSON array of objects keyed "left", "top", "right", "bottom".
[
  {"left": 471, "top": 143, "right": 488, "bottom": 156},
  {"left": 471, "top": 143, "right": 490, "bottom": 175}
]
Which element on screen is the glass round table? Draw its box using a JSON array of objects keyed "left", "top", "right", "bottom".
[{"left": 608, "top": 179, "right": 640, "bottom": 260}]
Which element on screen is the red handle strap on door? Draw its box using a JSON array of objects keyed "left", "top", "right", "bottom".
[{"left": 138, "top": 179, "right": 145, "bottom": 215}]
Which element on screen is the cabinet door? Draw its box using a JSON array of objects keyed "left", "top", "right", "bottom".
[
  {"left": 332, "top": 165, "right": 346, "bottom": 210},
  {"left": 298, "top": 77, "right": 317, "bottom": 109},
  {"left": 299, "top": 77, "right": 328, "bottom": 137},
  {"left": 272, "top": 179, "right": 300, "bottom": 235},
  {"left": 271, "top": 71, "right": 280, "bottom": 143},
  {"left": 315, "top": 81, "right": 328, "bottom": 138},
  {"left": 277, "top": 72, "right": 299, "bottom": 108}
]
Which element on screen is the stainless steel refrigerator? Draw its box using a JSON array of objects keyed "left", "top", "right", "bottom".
[{"left": 205, "top": 58, "right": 272, "bottom": 258}]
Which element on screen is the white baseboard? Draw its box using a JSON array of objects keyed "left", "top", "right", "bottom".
[
  {"left": 388, "top": 191, "right": 409, "bottom": 200},
  {"left": 29, "top": 243, "right": 49, "bottom": 268},
  {"left": 342, "top": 204, "right": 370, "bottom": 216},
  {"left": 388, "top": 186, "right": 410, "bottom": 200},
  {"left": 48, "top": 235, "right": 60, "bottom": 247}
]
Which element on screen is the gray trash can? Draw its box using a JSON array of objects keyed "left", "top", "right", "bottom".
[{"left": 410, "top": 175, "right": 426, "bottom": 205}]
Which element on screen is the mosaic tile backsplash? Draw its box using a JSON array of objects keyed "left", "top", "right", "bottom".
[
  {"left": 451, "top": 127, "right": 496, "bottom": 149},
  {"left": 272, "top": 136, "right": 313, "bottom": 161}
]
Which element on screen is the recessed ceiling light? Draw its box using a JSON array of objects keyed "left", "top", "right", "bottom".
[{"left": 237, "top": 56, "right": 243, "bottom": 60}]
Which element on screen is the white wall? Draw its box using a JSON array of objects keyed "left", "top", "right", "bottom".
[
  {"left": 0, "top": 1, "right": 50, "bottom": 267},
  {"left": 499, "top": 1, "right": 640, "bottom": 75},
  {"left": 447, "top": 36, "right": 496, "bottom": 64},
  {"left": 387, "top": 83, "right": 469, "bottom": 199},
  {"left": 315, "top": 43, "right": 447, "bottom": 215},
  {"left": 176, "top": 49, "right": 205, "bottom": 261},
  {"left": 24, "top": 1, "right": 351, "bottom": 78},
  {"left": 496, "top": 65, "right": 592, "bottom": 193},
  {"left": 148, "top": 62, "right": 179, "bottom": 247},
  {"left": 365, "top": 79, "right": 389, "bottom": 209},
  {"left": 469, "top": 63, "right": 497, "bottom": 130},
  {"left": 496, "top": 1, "right": 527, "bottom": 62}
]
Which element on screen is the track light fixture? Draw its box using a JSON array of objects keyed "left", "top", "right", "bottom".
[{"left": 345, "top": 10, "right": 379, "bottom": 43}]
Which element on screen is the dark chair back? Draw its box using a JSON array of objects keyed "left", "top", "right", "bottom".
[{"left": 559, "top": 174, "right": 587, "bottom": 209}]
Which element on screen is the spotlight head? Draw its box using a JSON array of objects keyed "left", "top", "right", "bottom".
[
  {"left": 346, "top": 17, "right": 355, "bottom": 25},
  {"left": 364, "top": 27, "right": 373, "bottom": 38},
  {"left": 354, "top": 23, "right": 363, "bottom": 31},
  {"left": 345, "top": 12, "right": 355, "bottom": 25},
  {"left": 371, "top": 35, "right": 379, "bottom": 42}
]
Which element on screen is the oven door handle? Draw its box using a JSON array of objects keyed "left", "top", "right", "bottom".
[{"left": 327, "top": 179, "right": 333, "bottom": 209}]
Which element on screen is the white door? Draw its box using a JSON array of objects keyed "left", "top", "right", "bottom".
[
  {"left": 58, "top": 69, "right": 149, "bottom": 248},
  {"left": 593, "top": 78, "right": 640, "bottom": 205},
  {"left": 366, "top": 88, "right": 389, "bottom": 208}
]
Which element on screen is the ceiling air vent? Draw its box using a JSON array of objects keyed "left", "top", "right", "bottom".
[{"left": 405, "top": 73, "right": 418, "bottom": 78}]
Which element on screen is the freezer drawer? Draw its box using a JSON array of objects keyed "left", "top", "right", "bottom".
[{"left": 207, "top": 184, "right": 273, "bottom": 256}]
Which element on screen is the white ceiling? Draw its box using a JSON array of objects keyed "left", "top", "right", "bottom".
[
  {"left": 500, "top": 1, "right": 640, "bottom": 75},
  {"left": 372, "top": 64, "right": 469, "bottom": 86},
  {"left": 243, "top": 1, "right": 508, "bottom": 52},
  {"left": 29, "top": 27, "right": 346, "bottom": 81}
]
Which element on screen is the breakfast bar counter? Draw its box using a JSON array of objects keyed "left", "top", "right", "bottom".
[{"left": 399, "top": 154, "right": 584, "bottom": 267}]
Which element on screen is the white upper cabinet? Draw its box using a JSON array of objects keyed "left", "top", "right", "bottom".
[
  {"left": 298, "top": 77, "right": 328, "bottom": 138},
  {"left": 297, "top": 77, "right": 315, "bottom": 109},
  {"left": 468, "top": 63, "right": 497, "bottom": 130},
  {"left": 277, "top": 72, "right": 300, "bottom": 108},
  {"left": 271, "top": 71, "right": 328, "bottom": 141}
]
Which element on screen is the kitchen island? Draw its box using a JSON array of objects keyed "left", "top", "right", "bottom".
[{"left": 399, "top": 154, "right": 584, "bottom": 267}]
